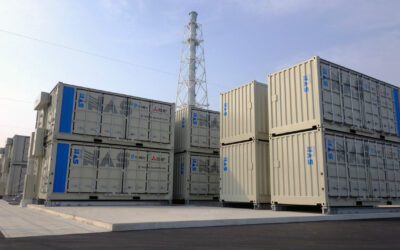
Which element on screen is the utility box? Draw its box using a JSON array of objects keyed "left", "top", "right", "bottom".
[
  {"left": 270, "top": 129, "right": 400, "bottom": 212},
  {"left": 34, "top": 140, "right": 173, "bottom": 203},
  {"left": 175, "top": 106, "right": 219, "bottom": 153},
  {"left": 34, "top": 82, "right": 175, "bottom": 149},
  {"left": 10, "top": 135, "right": 30, "bottom": 165},
  {"left": 220, "top": 81, "right": 268, "bottom": 144},
  {"left": 268, "top": 56, "right": 400, "bottom": 141},
  {"left": 173, "top": 152, "right": 219, "bottom": 201},
  {"left": 220, "top": 140, "right": 270, "bottom": 207}
]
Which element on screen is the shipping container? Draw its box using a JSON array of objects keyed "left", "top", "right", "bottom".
[
  {"left": 34, "top": 82, "right": 175, "bottom": 149},
  {"left": 220, "top": 140, "right": 270, "bottom": 206},
  {"left": 270, "top": 129, "right": 400, "bottom": 212},
  {"left": 175, "top": 106, "right": 220, "bottom": 153},
  {"left": 10, "top": 135, "right": 30, "bottom": 165},
  {"left": 5, "top": 164, "right": 26, "bottom": 196},
  {"left": 268, "top": 57, "right": 400, "bottom": 141},
  {"left": 220, "top": 81, "right": 268, "bottom": 144},
  {"left": 32, "top": 140, "right": 173, "bottom": 203},
  {"left": 173, "top": 151, "right": 220, "bottom": 201}
]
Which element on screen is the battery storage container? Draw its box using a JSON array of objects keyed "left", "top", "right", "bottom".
[
  {"left": 173, "top": 152, "right": 220, "bottom": 201},
  {"left": 220, "top": 140, "right": 270, "bottom": 206},
  {"left": 220, "top": 81, "right": 268, "bottom": 144},
  {"left": 33, "top": 140, "right": 173, "bottom": 202},
  {"left": 270, "top": 129, "right": 400, "bottom": 210},
  {"left": 175, "top": 106, "right": 220, "bottom": 153},
  {"left": 34, "top": 82, "right": 175, "bottom": 149},
  {"left": 268, "top": 57, "right": 400, "bottom": 141}
]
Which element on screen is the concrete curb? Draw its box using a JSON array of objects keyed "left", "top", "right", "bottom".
[
  {"left": 27, "top": 205, "right": 400, "bottom": 232},
  {"left": 27, "top": 205, "right": 113, "bottom": 231}
]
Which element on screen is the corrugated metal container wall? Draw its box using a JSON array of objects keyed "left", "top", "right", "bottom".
[
  {"left": 173, "top": 152, "right": 219, "bottom": 201},
  {"left": 10, "top": 135, "right": 30, "bottom": 164},
  {"left": 35, "top": 82, "right": 175, "bottom": 149},
  {"left": 220, "top": 140, "right": 270, "bottom": 205},
  {"left": 270, "top": 129, "right": 400, "bottom": 208},
  {"left": 175, "top": 106, "right": 220, "bottom": 153},
  {"left": 36, "top": 140, "right": 173, "bottom": 202},
  {"left": 220, "top": 81, "right": 268, "bottom": 144},
  {"left": 268, "top": 57, "right": 400, "bottom": 140},
  {"left": 5, "top": 165, "right": 27, "bottom": 196}
]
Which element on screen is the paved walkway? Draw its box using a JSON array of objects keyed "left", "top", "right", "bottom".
[
  {"left": 28, "top": 204, "right": 400, "bottom": 232},
  {"left": 0, "top": 200, "right": 108, "bottom": 238}
]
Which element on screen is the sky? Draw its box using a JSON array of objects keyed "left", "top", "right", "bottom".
[{"left": 0, "top": 0, "right": 400, "bottom": 145}]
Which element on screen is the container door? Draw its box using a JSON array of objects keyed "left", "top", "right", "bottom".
[
  {"left": 101, "top": 95, "right": 127, "bottom": 139},
  {"left": 320, "top": 64, "right": 343, "bottom": 123},
  {"left": 123, "top": 150, "right": 147, "bottom": 193},
  {"left": 347, "top": 138, "right": 368, "bottom": 198},
  {"left": 209, "top": 113, "right": 220, "bottom": 149},
  {"left": 149, "top": 103, "right": 171, "bottom": 143},
  {"left": 127, "top": 99, "right": 150, "bottom": 141},
  {"left": 147, "top": 152, "right": 169, "bottom": 193},
  {"left": 189, "top": 156, "right": 208, "bottom": 194},
  {"left": 342, "top": 72, "right": 362, "bottom": 128},
  {"left": 384, "top": 145, "right": 397, "bottom": 198},
  {"left": 368, "top": 142, "right": 387, "bottom": 198},
  {"left": 208, "top": 156, "right": 220, "bottom": 195},
  {"left": 362, "top": 78, "right": 381, "bottom": 132},
  {"left": 67, "top": 145, "right": 97, "bottom": 193},
  {"left": 96, "top": 147, "right": 124, "bottom": 193},
  {"left": 325, "top": 135, "right": 349, "bottom": 198},
  {"left": 191, "top": 110, "right": 209, "bottom": 148},
  {"left": 73, "top": 90, "right": 102, "bottom": 136},
  {"left": 378, "top": 83, "right": 396, "bottom": 135}
]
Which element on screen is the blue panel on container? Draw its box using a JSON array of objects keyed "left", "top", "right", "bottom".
[
  {"left": 59, "top": 86, "right": 75, "bottom": 133},
  {"left": 393, "top": 89, "right": 400, "bottom": 136},
  {"left": 53, "top": 143, "right": 69, "bottom": 193}
]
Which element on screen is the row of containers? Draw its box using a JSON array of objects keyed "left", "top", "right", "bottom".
[
  {"left": 219, "top": 57, "right": 400, "bottom": 212},
  {"left": 0, "top": 135, "right": 30, "bottom": 197},
  {"left": 22, "top": 82, "right": 221, "bottom": 205}
]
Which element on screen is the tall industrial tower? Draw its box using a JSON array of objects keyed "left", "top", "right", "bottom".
[{"left": 176, "top": 11, "right": 209, "bottom": 110}]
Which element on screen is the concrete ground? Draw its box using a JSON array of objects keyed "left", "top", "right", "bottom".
[
  {"left": 1, "top": 219, "right": 400, "bottom": 249},
  {"left": 0, "top": 200, "right": 107, "bottom": 238},
  {"left": 27, "top": 203, "right": 400, "bottom": 232}
]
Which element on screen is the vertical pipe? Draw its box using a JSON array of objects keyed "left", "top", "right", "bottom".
[{"left": 188, "top": 11, "right": 197, "bottom": 106}]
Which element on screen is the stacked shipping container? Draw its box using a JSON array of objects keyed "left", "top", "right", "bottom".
[
  {"left": 173, "top": 106, "right": 220, "bottom": 202},
  {"left": 24, "top": 82, "right": 175, "bottom": 205},
  {"left": 0, "top": 136, "right": 30, "bottom": 196},
  {"left": 220, "top": 81, "right": 270, "bottom": 207},
  {"left": 268, "top": 56, "right": 400, "bottom": 212}
]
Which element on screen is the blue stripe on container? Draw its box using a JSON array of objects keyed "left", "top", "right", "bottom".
[
  {"left": 393, "top": 89, "right": 400, "bottom": 136},
  {"left": 59, "top": 86, "right": 75, "bottom": 133},
  {"left": 53, "top": 143, "right": 69, "bottom": 193}
]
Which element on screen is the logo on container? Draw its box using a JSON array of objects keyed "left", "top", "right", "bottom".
[
  {"left": 327, "top": 140, "right": 334, "bottom": 160},
  {"left": 306, "top": 146, "right": 315, "bottom": 165},
  {"left": 182, "top": 117, "right": 185, "bottom": 128},
  {"left": 78, "top": 93, "right": 85, "bottom": 108},
  {"left": 322, "top": 68, "right": 329, "bottom": 87},
  {"left": 223, "top": 157, "right": 228, "bottom": 171},
  {"left": 72, "top": 149, "right": 81, "bottom": 165},
  {"left": 180, "top": 162, "right": 184, "bottom": 175},
  {"left": 192, "top": 159, "right": 197, "bottom": 171},
  {"left": 223, "top": 103, "right": 228, "bottom": 116},
  {"left": 303, "top": 75, "right": 312, "bottom": 93},
  {"left": 193, "top": 112, "right": 198, "bottom": 125}
]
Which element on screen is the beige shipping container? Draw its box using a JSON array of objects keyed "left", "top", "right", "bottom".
[
  {"left": 34, "top": 82, "right": 175, "bottom": 149},
  {"left": 175, "top": 106, "right": 220, "bottom": 153},
  {"left": 220, "top": 140, "right": 270, "bottom": 207},
  {"left": 30, "top": 140, "right": 173, "bottom": 204},
  {"left": 270, "top": 129, "right": 400, "bottom": 213},
  {"left": 220, "top": 81, "right": 268, "bottom": 144},
  {"left": 173, "top": 152, "right": 220, "bottom": 201},
  {"left": 268, "top": 57, "right": 400, "bottom": 141}
]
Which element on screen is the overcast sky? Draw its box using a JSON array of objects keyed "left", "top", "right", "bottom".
[{"left": 0, "top": 0, "right": 400, "bottom": 145}]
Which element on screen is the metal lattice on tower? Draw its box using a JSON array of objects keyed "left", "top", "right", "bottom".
[{"left": 176, "top": 11, "right": 209, "bottom": 110}]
